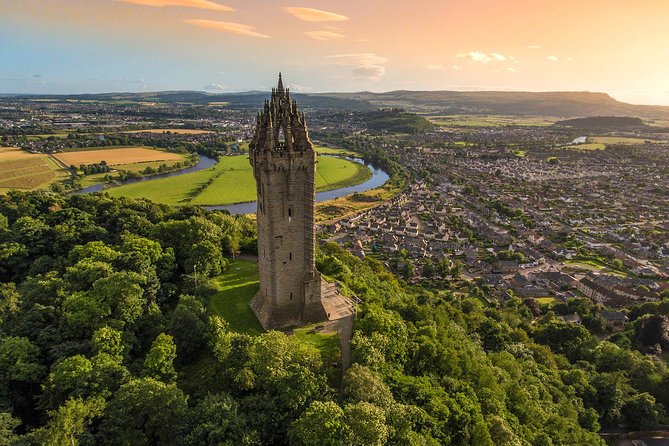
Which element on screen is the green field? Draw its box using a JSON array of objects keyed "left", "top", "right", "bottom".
[
  {"left": 590, "top": 136, "right": 650, "bottom": 145},
  {"left": 105, "top": 154, "right": 372, "bottom": 206},
  {"left": 315, "top": 146, "right": 359, "bottom": 157},
  {"left": 80, "top": 157, "right": 190, "bottom": 188},
  {"left": 560, "top": 143, "right": 606, "bottom": 150},
  {"left": 429, "top": 115, "right": 556, "bottom": 127},
  {"left": 209, "top": 259, "right": 263, "bottom": 335}
]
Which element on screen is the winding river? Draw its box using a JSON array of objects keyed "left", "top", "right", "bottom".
[{"left": 75, "top": 154, "right": 390, "bottom": 214}]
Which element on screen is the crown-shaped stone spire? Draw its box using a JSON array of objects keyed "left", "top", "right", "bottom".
[{"left": 250, "top": 74, "right": 311, "bottom": 153}]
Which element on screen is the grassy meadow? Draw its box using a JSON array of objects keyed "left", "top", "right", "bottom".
[{"left": 105, "top": 154, "right": 372, "bottom": 206}]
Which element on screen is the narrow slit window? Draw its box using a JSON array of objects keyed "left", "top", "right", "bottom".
[
  {"left": 288, "top": 207, "right": 292, "bottom": 223},
  {"left": 290, "top": 292, "right": 293, "bottom": 300},
  {"left": 289, "top": 252, "right": 292, "bottom": 261}
]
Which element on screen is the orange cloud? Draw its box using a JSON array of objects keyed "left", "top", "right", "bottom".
[
  {"left": 304, "top": 31, "right": 345, "bottom": 40},
  {"left": 325, "top": 53, "right": 388, "bottom": 66},
  {"left": 185, "top": 19, "right": 270, "bottom": 38},
  {"left": 284, "top": 7, "right": 349, "bottom": 22},
  {"left": 116, "top": 0, "right": 233, "bottom": 11},
  {"left": 457, "top": 51, "right": 508, "bottom": 63}
]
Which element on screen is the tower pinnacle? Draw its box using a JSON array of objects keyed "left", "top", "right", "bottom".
[{"left": 277, "top": 72, "right": 284, "bottom": 93}]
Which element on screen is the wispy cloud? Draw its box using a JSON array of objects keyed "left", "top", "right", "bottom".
[
  {"left": 203, "top": 83, "right": 226, "bottom": 92},
  {"left": 352, "top": 66, "right": 385, "bottom": 81},
  {"left": 507, "top": 67, "right": 517, "bottom": 72},
  {"left": 325, "top": 53, "right": 388, "bottom": 81},
  {"left": 325, "top": 53, "right": 388, "bottom": 66},
  {"left": 116, "top": 0, "right": 233, "bottom": 11},
  {"left": 304, "top": 31, "right": 345, "bottom": 40},
  {"left": 185, "top": 19, "right": 270, "bottom": 38},
  {"left": 426, "top": 64, "right": 445, "bottom": 70},
  {"left": 453, "top": 65, "right": 461, "bottom": 70},
  {"left": 457, "top": 51, "right": 508, "bottom": 63},
  {"left": 284, "top": 7, "right": 349, "bottom": 22},
  {"left": 288, "top": 84, "right": 313, "bottom": 92},
  {"left": 527, "top": 44, "right": 542, "bottom": 49},
  {"left": 547, "top": 55, "right": 559, "bottom": 61}
]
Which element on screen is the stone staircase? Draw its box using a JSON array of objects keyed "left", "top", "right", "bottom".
[{"left": 320, "top": 279, "right": 356, "bottom": 321}]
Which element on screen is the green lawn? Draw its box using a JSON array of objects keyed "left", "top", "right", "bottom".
[
  {"left": 293, "top": 324, "right": 340, "bottom": 363},
  {"left": 209, "top": 259, "right": 263, "bottom": 336},
  {"left": 105, "top": 154, "right": 371, "bottom": 206},
  {"left": 535, "top": 297, "right": 558, "bottom": 306}
]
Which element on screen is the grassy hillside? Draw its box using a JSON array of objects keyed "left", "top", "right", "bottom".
[{"left": 357, "top": 109, "right": 435, "bottom": 133}]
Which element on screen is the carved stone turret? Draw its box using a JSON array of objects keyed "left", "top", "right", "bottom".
[{"left": 249, "top": 74, "right": 327, "bottom": 329}]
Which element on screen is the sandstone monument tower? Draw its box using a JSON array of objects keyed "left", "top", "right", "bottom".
[{"left": 249, "top": 74, "right": 329, "bottom": 329}]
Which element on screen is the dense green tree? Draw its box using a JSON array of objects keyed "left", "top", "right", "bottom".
[
  {"left": 289, "top": 401, "right": 344, "bottom": 446},
  {"left": 33, "top": 397, "right": 105, "bottom": 446},
  {"left": 97, "top": 378, "right": 190, "bottom": 446},
  {"left": 168, "top": 294, "right": 208, "bottom": 362},
  {"left": 0, "top": 412, "right": 20, "bottom": 446},
  {"left": 342, "top": 402, "right": 388, "bottom": 446},
  {"left": 187, "top": 393, "right": 258, "bottom": 446},
  {"left": 143, "top": 333, "right": 177, "bottom": 383},
  {"left": 342, "top": 364, "right": 394, "bottom": 408},
  {"left": 0, "top": 336, "right": 44, "bottom": 383},
  {"left": 91, "top": 326, "right": 124, "bottom": 359}
]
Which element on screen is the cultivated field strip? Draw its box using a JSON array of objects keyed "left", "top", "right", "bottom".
[{"left": 54, "top": 147, "right": 183, "bottom": 166}]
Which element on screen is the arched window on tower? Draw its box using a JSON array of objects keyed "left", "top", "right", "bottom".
[
  {"left": 288, "top": 207, "right": 292, "bottom": 223},
  {"left": 278, "top": 126, "right": 285, "bottom": 144}
]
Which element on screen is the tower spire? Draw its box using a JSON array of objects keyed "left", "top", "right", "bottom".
[{"left": 277, "top": 72, "right": 284, "bottom": 93}]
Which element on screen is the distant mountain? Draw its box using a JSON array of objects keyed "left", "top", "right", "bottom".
[
  {"left": 314, "top": 90, "right": 669, "bottom": 118},
  {"left": 6, "top": 90, "right": 669, "bottom": 118}
]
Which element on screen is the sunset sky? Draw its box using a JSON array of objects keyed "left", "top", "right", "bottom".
[{"left": 2, "top": 0, "right": 669, "bottom": 105}]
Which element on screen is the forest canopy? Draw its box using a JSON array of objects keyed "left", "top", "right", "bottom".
[{"left": 0, "top": 191, "right": 666, "bottom": 445}]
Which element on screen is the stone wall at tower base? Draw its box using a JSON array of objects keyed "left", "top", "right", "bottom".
[{"left": 251, "top": 277, "right": 352, "bottom": 330}]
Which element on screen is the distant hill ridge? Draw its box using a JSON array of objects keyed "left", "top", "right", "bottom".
[{"left": 6, "top": 90, "right": 669, "bottom": 118}]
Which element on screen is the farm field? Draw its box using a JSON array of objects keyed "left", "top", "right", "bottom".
[
  {"left": 54, "top": 146, "right": 183, "bottom": 166},
  {"left": 105, "top": 154, "right": 371, "bottom": 206},
  {"left": 560, "top": 143, "right": 606, "bottom": 150},
  {"left": 590, "top": 136, "right": 650, "bottom": 144},
  {"left": 429, "top": 115, "right": 556, "bottom": 127},
  {"left": 121, "top": 129, "right": 214, "bottom": 134},
  {"left": 0, "top": 147, "right": 65, "bottom": 191}
]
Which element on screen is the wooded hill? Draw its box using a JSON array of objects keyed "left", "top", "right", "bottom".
[{"left": 7, "top": 90, "right": 669, "bottom": 118}]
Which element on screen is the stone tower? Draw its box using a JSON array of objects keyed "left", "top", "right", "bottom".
[{"left": 249, "top": 74, "right": 328, "bottom": 329}]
